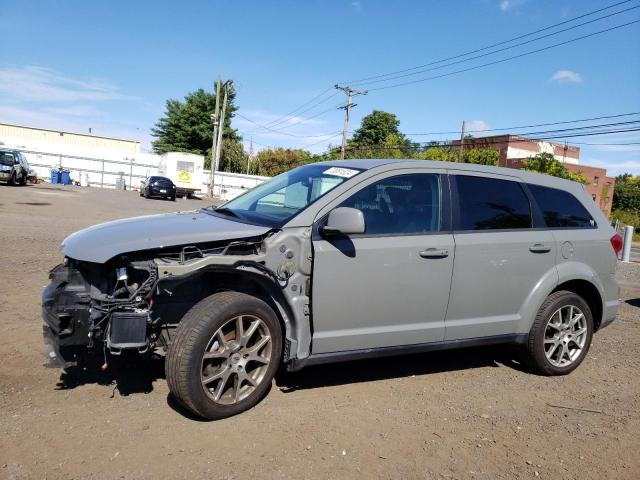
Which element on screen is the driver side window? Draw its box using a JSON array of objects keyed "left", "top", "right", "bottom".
[{"left": 338, "top": 173, "right": 441, "bottom": 235}]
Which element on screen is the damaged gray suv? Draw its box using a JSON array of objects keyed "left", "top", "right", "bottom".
[{"left": 43, "top": 160, "right": 621, "bottom": 419}]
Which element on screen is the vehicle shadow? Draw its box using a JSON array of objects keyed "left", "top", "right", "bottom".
[
  {"left": 55, "top": 351, "right": 166, "bottom": 396},
  {"left": 275, "top": 344, "right": 527, "bottom": 392},
  {"left": 626, "top": 298, "right": 640, "bottom": 308}
]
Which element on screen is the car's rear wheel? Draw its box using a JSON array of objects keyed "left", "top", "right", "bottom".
[
  {"left": 525, "top": 290, "right": 593, "bottom": 375},
  {"left": 166, "top": 291, "right": 282, "bottom": 419}
]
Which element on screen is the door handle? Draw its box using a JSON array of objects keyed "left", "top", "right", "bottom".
[
  {"left": 529, "top": 243, "right": 551, "bottom": 254},
  {"left": 419, "top": 248, "right": 449, "bottom": 259}
]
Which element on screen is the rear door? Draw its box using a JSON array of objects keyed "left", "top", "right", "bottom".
[
  {"left": 445, "top": 172, "right": 557, "bottom": 340},
  {"left": 311, "top": 169, "right": 454, "bottom": 354}
]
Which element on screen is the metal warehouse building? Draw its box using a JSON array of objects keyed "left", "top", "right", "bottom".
[{"left": 0, "top": 122, "right": 140, "bottom": 154}]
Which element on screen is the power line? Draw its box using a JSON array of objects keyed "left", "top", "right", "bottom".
[
  {"left": 236, "top": 110, "right": 343, "bottom": 138},
  {"left": 365, "top": 19, "right": 640, "bottom": 91},
  {"left": 261, "top": 91, "right": 340, "bottom": 129},
  {"left": 348, "top": 4, "right": 639, "bottom": 87},
  {"left": 309, "top": 127, "right": 640, "bottom": 155},
  {"left": 340, "top": 0, "right": 635, "bottom": 85},
  {"left": 400, "top": 112, "right": 640, "bottom": 136}
]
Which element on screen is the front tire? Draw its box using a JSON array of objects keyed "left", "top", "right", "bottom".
[
  {"left": 525, "top": 290, "right": 593, "bottom": 375},
  {"left": 166, "top": 292, "right": 282, "bottom": 420}
]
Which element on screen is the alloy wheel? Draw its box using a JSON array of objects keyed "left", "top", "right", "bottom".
[
  {"left": 543, "top": 305, "right": 588, "bottom": 367},
  {"left": 200, "top": 315, "right": 272, "bottom": 405}
]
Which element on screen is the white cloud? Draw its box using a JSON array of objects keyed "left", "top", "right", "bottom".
[
  {"left": 351, "top": 1, "right": 363, "bottom": 13},
  {"left": 466, "top": 120, "right": 490, "bottom": 133},
  {"left": 550, "top": 70, "right": 583, "bottom": 84},
  {"left": 0, "top": 66, "right": 137, "bottom": 102},
  {"left": 500, "top": 0, "right": 527, "bottom": 12}
]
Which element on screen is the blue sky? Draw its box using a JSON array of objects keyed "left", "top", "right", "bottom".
[{"left": 0, "top": 0, "right": 639, "bottom": 175}]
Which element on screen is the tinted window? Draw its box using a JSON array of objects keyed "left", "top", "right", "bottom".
[
  {"left": 527, "top": 184, "right": 595, "bottom": 228},
  {"left": 0, "top": 152, "right": 13, "bottom": 166},
  {"left": 338, "top": 174, "right": 441, "bottom": 235},
  {"left": 455, "top": 175, "right": 531, "bottom": 230}
]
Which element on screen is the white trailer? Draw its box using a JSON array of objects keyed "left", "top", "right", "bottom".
[{"left": 158, "top": 152, "right": 205, "bottom": 197}]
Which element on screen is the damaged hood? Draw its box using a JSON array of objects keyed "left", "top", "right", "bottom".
[{"left": 60, "top": 210, "right": 271, "bottom": 263}]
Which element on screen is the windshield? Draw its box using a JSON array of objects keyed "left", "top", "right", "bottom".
[
  {"left": 0, "top": 152, "right": 15, "bottom": 166},
  {"left": 209, "top": 164, "right": 363, "bottom": 227}
]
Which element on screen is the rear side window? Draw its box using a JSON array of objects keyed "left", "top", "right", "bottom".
[
  {"left": 455, "top": 175, "right": 531, "bottom": 230},
  {"left": 527, "top": 184, "right": 596, "bottom": 228}
]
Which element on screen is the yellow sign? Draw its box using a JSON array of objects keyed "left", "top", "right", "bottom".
[{"left": 177, "top": 170, "right": 192, "bottom": 185}]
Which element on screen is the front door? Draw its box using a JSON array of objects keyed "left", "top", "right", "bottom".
[{"left": 311, "top": 171, "right": 454, "bottom": 354}]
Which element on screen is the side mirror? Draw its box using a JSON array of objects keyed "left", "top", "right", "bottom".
[{"left": 321, "top": 207, "right": 365, "bottom": 236}]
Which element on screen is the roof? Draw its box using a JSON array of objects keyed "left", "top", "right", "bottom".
[
  {"left": 0, "top": 121, "right": 140, "bottom": 144},
  {"left": 315, "top": 158, "right": 583, "bottom": 189}
]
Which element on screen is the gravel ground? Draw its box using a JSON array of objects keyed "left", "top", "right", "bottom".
[{"left": 0, "top": 183, "right": 638, "bottom": 480}]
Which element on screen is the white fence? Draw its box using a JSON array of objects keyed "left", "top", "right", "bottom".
[
  {"left": 20, "top": 149, "right": 270, "bottom": 199},
  {"left": 22, "top": 149, "right": 159, "bottom": 189},
  {"left": 205, "top": 170, "right": 270, "bottom": 201}
]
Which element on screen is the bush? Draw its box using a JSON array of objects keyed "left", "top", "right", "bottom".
[{"left": 611, "top": 210, "right": 640, "bottom": 241}]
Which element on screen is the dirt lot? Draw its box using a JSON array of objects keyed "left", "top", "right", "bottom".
[{"left": 1, "top": 183, "right": 638, "bottom": 480}]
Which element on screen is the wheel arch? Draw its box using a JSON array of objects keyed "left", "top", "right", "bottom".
[
  {"left": 551, "top": 279, "right": 603, "bottom": 330},
  {"left": 518, "top": 262, "right": 605, "bottom": 333},
  {"left": 158, "top": 266, "right": 297, "bottom": 361}
]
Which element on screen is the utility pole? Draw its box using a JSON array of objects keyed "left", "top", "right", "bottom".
[
  {"left": 335, "top": 85, "right": 367, "bottom": 160},
  {"left": 247, "top": 136, "right": 254, "bottom": 174},
  {"left": 208, "top": 77, "right": 221, "bottom": 198},
  {"left": 458, "top": 120, "right": 466, "bottom": 163},
  {"left": 213, "top": 81, "right": 231, "bottom": 176}
]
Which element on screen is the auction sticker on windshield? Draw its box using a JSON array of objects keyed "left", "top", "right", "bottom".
[{"left": 323, "top": 167, "right": 359, "bottom": 178}]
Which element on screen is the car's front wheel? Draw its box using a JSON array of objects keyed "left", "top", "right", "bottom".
[
  {"left": 525, "top": 290, "right": 593, "bottom": 375},
  {"left": 166, "top": 291, "right": 282, "bottom": 419}
]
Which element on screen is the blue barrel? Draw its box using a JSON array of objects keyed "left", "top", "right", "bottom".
[
  {"left": 50, "top": 170, "right": 61, "bottom": 184},
  {"left": 60, "top": 170, "right": 71, "bottom": 185}
]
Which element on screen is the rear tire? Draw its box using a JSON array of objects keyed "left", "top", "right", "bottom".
[
  {"left": 166, "top": 292, "right": 282, "bottom": 420},
  {"left": 525, "top": 290, "right": 593, "bottom": 376}
]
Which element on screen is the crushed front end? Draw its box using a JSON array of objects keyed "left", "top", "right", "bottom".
[{"left": 42, "top": 257, "right": 157, "bottom": 368}]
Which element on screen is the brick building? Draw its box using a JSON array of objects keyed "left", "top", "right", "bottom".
[{"left": 451, "top": 134, "right": 615, "bottom": 215}]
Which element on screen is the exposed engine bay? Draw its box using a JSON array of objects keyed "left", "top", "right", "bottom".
[{"left": 42, "top": 228, "right": 313, "bottom": 370}]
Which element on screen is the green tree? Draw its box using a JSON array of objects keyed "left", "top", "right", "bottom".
[
  {"left": 151, "top": 84, "right": 239, "bottom": 155},
  {"left": 253, "top": 148, "right": 313, "bottom": 176},
  {"left": 218, "top": 140, "right": 248, "bottom": 174},
  {"left": 344, "top": 110, "right": 413, "bottom": 158},
  {"left": 417, "top": 145, "right": 455, "bottom": 161},
  {"left": 612, "top": 174, "right": 640, "bottom": 212},
  {"left": 522, "top": 153, "right": 589, "bottom": 184},
  {"left": 463, "top": 147, "right": 499, "bottom": 166},
  {"left": 351, "top": 110, "right": 406, "bottom": 146}
]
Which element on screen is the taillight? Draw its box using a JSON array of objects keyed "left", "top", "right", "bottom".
[{"left": 610, "top": 234, "right": 623, "bottom": 257}]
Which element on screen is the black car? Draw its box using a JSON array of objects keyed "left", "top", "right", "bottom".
[{"left": 140, "top": 176, "right": 177, "bottom": 201}]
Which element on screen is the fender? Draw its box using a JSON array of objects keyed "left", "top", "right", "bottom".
[{"left": 516, "top": 261, "right": 605, "bottom": 333}]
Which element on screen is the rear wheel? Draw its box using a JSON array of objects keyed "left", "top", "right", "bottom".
[
  {"left": 525, "top": 290, "right": 593, "bottom": 375},
  {"left": 166, "top": 292, "right": 282, "bottom": 419}
]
